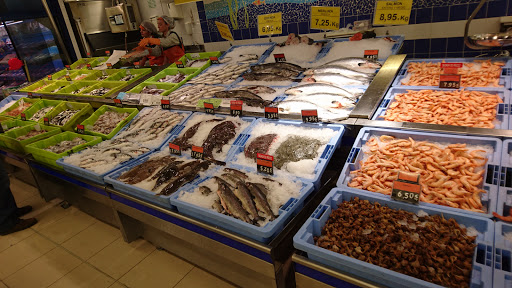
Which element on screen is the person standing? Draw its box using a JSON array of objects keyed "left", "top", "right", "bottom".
[
  {"left": 138, "top": 20, "right": 164, "bottom": 66},
  {"left": 138, "top": 15, "right": 185, "bottom": 64},
  {"left": 0, "top": 160, "right": 36, "bottom": 236}
]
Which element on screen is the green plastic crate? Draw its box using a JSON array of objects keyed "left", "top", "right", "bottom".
[
  {"left": 57, "top": 81, "right": 97, "bottom": 97},
  {"left": 0, "top": 119, "right": 33, "bottom": 133},
  {"left": 38, "top": 81, "right": 72, "bottom": 95},
  {"left": 0, "top": 123, "right": 61, "bottom": 153},
  {"left": 70, "top": 58, "right": 96, "bottom": 70},
  {"left": 176, "top": 52, "right": 221, "bottom": 71},
  {"left": 80, "top": 81, "right": 127, "bottom": 98},
  {"left": 25, "top": 131, "right": 101, "bottom": 170},
  {"left": 50, "top": 69, "right": 77, "bottom": 81},
  {"left": 79, "top": 105, "right": 138, "bottom": 139},
  {"left": 71, "top": 70, "right": 103, "bottom": 81},
  {"left": 19, "top": 79, "right": 54, "bottom": 93},
  {"left": 21, "top": 99, "right": 62, "bottom": 122},
  {"left": 127, "top": 82, "right": 177, "bottom": 96},
  {"left": 146, "top": 68, "right": 201, "bottom": 86},
  {"left": 0, "top": 98, "right": 41, "bottom": 118},
  {"left": 104, "top": 68, "right": 152, "bottom": 84},
  {"left": 91, "top": 56, "right": 109, "bottom": 65},
  {"left": 45, "top": 101, "right": 93, "bottom": 131}
]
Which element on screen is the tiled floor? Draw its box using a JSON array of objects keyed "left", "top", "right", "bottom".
[{"left": 0, "top": 176, "right": 237, "bottom": 288}]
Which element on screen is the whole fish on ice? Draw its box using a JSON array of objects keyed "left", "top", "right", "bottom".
[
  {"left": 324, "top": 57, "right": 382, "bottom": 71},
  {"left": 304, "top": 65, "right": 375, "bottom": 80},
  {"left": 286, "top": 83, "right": 361, "bottom": 99},
  {"left": 302, "top": 73, "right": 370, "bottom": 86}
]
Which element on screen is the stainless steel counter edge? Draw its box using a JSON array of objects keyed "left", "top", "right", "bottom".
[
  {"left": 106, "top": 186, "right": 273, "bottom": 254},
  {"left": 292, "top": 253, "right": 381, "bottom": 288}
]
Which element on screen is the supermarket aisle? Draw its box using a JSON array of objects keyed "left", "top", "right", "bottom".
[{"left": 0, "top": 176, "right": 237, "bottom": 288}]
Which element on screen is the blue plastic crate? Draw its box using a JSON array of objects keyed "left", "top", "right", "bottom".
[
  {"left": 112, "top": 107, "right": 193, "bottom": 149},
  {"left": 371, "top": 87, "right": 510, "bottom": 130},
  {"left": 497, "top": 140, "right": 512, "bottom": 219},
  {"left": 219, "top": 43, "right": 276, "bottom": 65},
  {"left": 337, "top": 127, "right": 501, "bottom": 218},
  {"left": 161, "top": 112, "right": 256, "bottom": 161},
  {"left": 104, "top": 150, "right": 201, "bottom": 209},
  {"left": 392, "top": 57, "right": 512, "bottom": 89},
  {"left": 169, "top": 165, "right": 314, "bottom": 243},
  {"left": 225, "top": 118, "right": 344, "bottom": 190},
  {"left": 0, "top": 95, "right": 25, "bottom": 112},
  {"left": 494, "top": 222, "right": 512, "bottom": 288},
  {"left": 317, "top": 35, "right": 404, "bottom": 62},
  {"left": 293, "top": 187, "right": 494, "bottom": 288}
]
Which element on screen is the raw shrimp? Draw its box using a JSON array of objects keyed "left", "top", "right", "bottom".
[
  {"left": 348, "top": 135, "right": 489, "bottom": 213},
  {"left": 382, "top": 89, "right": 502, "bottom": 128},
  {"left": 402, "top": 59, "right": 505, "bottom": 87}
]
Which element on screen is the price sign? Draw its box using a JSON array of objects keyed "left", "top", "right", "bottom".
[
  {"left": 215, "top": 21, "right": 234, "bottom": 41},
  {"left": 47, "top": 75, "right": 52, "bottom": 81},
  {"left": 302, "top": 109, "right": 319, "bottom": 123},
  {"left": 27, "top": 92, "right": 33, "bottom": 97},
  {"left": 391, "top": 172, "right": 421, "bottom": 204},
  {"left": 86, "top": 64, "right": 92, "bottom": 70},
  {"left": 257, "top": 153, "right": 274, "bottom": 175},
  {"left": 175, "top": 61, "right": 185, "bottom": 68},
  {"left": 441, "top": 63, "right": 463, "bottom": 74},
  {"left": 439, "top": 74, "right": 461, "bottom": 89},
  {"left": 105, "top": 50, "right": 111, "bottom": 56},
  {"left": 114, "top": 98, "right": 123, "bottom": 108},
  {"left": 65, "top": 65, "right": 71, "bottom": 70},
  {"left": 364, "top": 50, "right": 379, "bottom": 60},
  {"left": 230, "top": 100, "right": 243, "bottom": 117},
  {"left": 265, "top": 106, "right": 279, "bottom": 119},
  {"left": 258, "top": 12, "right": 283, "bottom": 36},
  {"left": 65, "top": 75, "right": 72, "bottom": 81},
  {"left": 44, "top": 117, "right": 50, "bottom": 126},
  {"left": 87, "top": 52, "right": 91, "bottom": 58},
  {"left": 169, "top": 143, "right": 181, "bottom": 155},
  {"left": 274, "top": 54, "right": 286, "bottom": 63},
  {"left": 191, "top": 145, "right": 204, "bottom": 159},
  {"left": 209, "top": 57, "right": 220, "bottom": 64},
  {"left": 76, "top": 124, "right": 85, "bottom": 134},
  {"left": 161, "top": 98, "right": 171, "bottom": 110},
  {"left": 106, "top": 63, "right": 113, "bottom": 69},
  {"left": 373, "top": 0, "right": 413, "bottom": 26},
  {"left": 310, "top": 6, "right": 340, "bottom": 30},
  {"left": 20, "top": 113, "right": 26, "bottom": 121},
  {"left": 204, "top": 102, "right": 215, "bottom": 114}
]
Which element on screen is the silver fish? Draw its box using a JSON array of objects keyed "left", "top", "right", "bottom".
[
  {"left": 324, "top": 57, "right": 382, "bottom": 71},
  {"left": 285, "top": 83, "right": 361, "bottom": 99},
  {"left": 286, "top": 94, "right": 356, "bottom": 109},
  {"left": 216, "top": 180, "right": 252, "bottom": 223},
  {"left": 277, "top": 100, "right": 351, "bottom": 120},
  {"left": 234, "top": 181, "right": 261, "bottom": 222},
  {"left": 247, "top": 182, "right": 275, "bottom": 220},
  {"left": 304, "top": 65, "right": 375, "bottom": 79},
  {"left": 302, "top": 73, "right": 370, "bottom": 86}
]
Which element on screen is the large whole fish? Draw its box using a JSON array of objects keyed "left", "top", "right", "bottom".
[
  {"left": 287, "top": 94, "right": 356, "bottom": 109},
  {"left": 286, "top": 83, "right": 361, "bottom": 99},
  {"left": 237, "top": 85, "right": 276, "bottom": 94},
  {"left": 250, "top": 62, "right": 305, "bottom": 73},
  {"left": 243, "top": 72, "right": 293, "bottom": 82},
  {"left": 277, "top": 100, "right": 351, "bottom": 120},
  {"left": 303, "top": 73, "right": 370, "bottom": 86},
  {"left": 213, "top": 90, "right": 272, "bottom": 107},
  {"left": 304, "top": 65, "right": 375, "bottom": 80},
  {"left": 324, "top": 57, "right": 382, "bottom": 71}
]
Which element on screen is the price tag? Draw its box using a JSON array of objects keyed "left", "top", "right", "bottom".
[
  {"left": 209, "top": 57, "right": 220, "bottom": 64},
  {"left": 439, "top": 74, "right": 461, "bottom": 89},
  {"left": 191, "top": 145, "right": 204, "bottom": 159},
  {"left": 114, "top": 98, "right": 123, "bottom": 108},
  {"left": 441, "top": 63, "right": 463, "bottom": 74},
  {"left": 204, "top": 102, "right": 215, "bottom": 114},
  {"left": 364, "top": 50, "right": 379, "bottom": 60},
  {"left": 257, "top": 153, "right": 274, "bottom": 175},
  {"left": 258, "top": 12, "right": 283, "bottom": 36},
  {"left": 86, "top": 64, "right": 92, "bottom": 70},
  {"left": 265, "top": 106, "right": 279, "bottom": 119},
  {"left": 215, "top": 21, "right": 234, "bottom": 41},
  {"left": 161, "top": 98, "right": 171, "bottom": 110},
  {"left": 20, "top": 113, "right": 26, "bottom": 121},
  {"left": 44, "top": 117, "right": 50, "bottom": 126},
  {"left": 175, "top": 61, "right": 185, "bottom": 68},
  {"left": 105, "top": 50, "right": 111, "bottom": 56},
  {"left": 391, "top": 172, "right": 421, "bottom": 204},
  {"left": 87, "top": 52, "right": 91, "bottom": 58},
  {"left": 65, "top": 75, "right": 72, "bottom": 81},
  {"left": 27, "top": 92, "right": 33, "bottom": 97},
  {"left": 274, "top": 54, "right": 286, "bottom": 63},
  {"left": 169, "top": 142, "right": 181, "bottom": 155},
  {"left": 106, "top": 63, "right": 113, "bottom": 69},
  {"left": 302, "top": 109, "right": 319, "bottom": 123},
  {"left": 230, "top": 100, "right": 243, "bottom": 117},
  {"left": 373, "top": 0, "right": 413, "bottom": 26},
  {"left": 47, "top": 75, "right": 52, "bottom": 81},
  {"left": 0, "top": 124, "right": 5, "bottom": 133},
  {"left": 76, "top": 124, "right": 85, "bottom": 134},
  {"left": 310, "top": 6, "right": 340, "bottom": 30},
  {"left": 65, "top": 65, "right": 71, "bottom": 70}
]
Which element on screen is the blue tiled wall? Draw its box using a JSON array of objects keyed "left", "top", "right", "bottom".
[{"left": 197, "top": 0, "right": 511, "bottom": 57}]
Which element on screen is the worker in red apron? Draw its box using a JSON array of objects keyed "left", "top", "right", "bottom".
[
  {"left": 138, "top": 16, "right": 185, "bottom": 64},
  {"left": 138, "top": 21, "right": 164, "bottom": 66}
]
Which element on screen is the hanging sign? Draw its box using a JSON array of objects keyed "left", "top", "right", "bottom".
[
  {"left": 373, "top": 0, "right": 413, "bottom": 26},
  {"left": 258, "top": 12, "right": 283, "bottom": 36},
  {"left": 310, "top": 6, "right": 341, "bottom": 30},
  {"left": 215, "top": 21, "right": 234, "bottom": 41}
]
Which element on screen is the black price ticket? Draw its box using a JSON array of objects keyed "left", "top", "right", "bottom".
[
  {"left": 302, "top": 109, "right": 319, "bottom": 123},
  {"left": 257, "top": 153, "right": 274, "bottom": 175},
  {"left": 76, "top": 124, "right": 85, "bottom": 134},
  {"left": 274, "top": 54, "right": 286, "bottom": 63},
  {"left": 230, "top": 100, "right": 243, "bottom": 117},
  {"left": 169, "top": 143, "right": 181, "bottom": 155},
  {"left": 191, "top": 145, "right": 204, "bottom": 159},
  {"left": 204, "top": 102, "right": 215, "bottom": 114},
  {"left": 265, "top": 107, "right": 279, "bottom": 119}
]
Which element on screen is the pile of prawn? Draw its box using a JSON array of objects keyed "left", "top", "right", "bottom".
[
  {"left": 402, "top": 59, "right": 505, "bottom": 87},
  {"left": 348, "top": 135, "right": 489, "bottom": 213},
  {"left": 382, "top": 89, "right": 502, "bottom": 128}
]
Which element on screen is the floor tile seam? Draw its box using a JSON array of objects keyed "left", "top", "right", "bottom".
[
  {"left": 115, "top": 247, "right": 159, "bottom": 282},
  {"left": 171, "top": 266, "right": 195, "bottom": 288},
  {"left": 0, "top": 231, "right": 35, "bottom": 254},
  {"left": 77, "top": 234, "right": 121, "bottom": 262},
  {"left": 39, "top": 217, "right": 99, "bottom": 246},
  {"left": 1, "top": 245, "right": 58, "bottom": 282},
  {"left": 0, "top": 280, "right": 9, "bottom": 288},
  {"left": 43, "top": 260, "right": 116, "bottom": 288}
]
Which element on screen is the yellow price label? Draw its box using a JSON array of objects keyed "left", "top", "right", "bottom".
[
  {"left": 258, "top": 12, "right": 283, "bottom": 36},
  {"left": 310, "top": 6, "right": 340, "bottom": 30},
  {"left": 215, "top": 21, "right": 234, "bottom": 41},
  {"left": 373, "top": 0, "right": 413, "bottom": 26}
]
